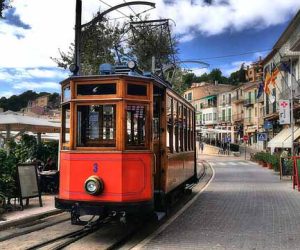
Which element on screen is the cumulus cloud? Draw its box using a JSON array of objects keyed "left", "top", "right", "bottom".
[
  {"left": 0, "top": 0, "right": 298, "bottom": 68},
  {"left": 0, "top": 91, "right": 16, "bottom": 98},
  {"left": 190, "top": 67, "right": 210, "bottom": 76},
  {"left": 222, "top": 60, "right": 252, "bottom": 76},
  {"left": 13, "top": 81, "right": 60, "bottom": 91},
  {"left": 155, "top": 0, "right": 300, "bottom": 38}
]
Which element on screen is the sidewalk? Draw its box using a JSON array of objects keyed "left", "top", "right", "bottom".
[
  {"left": 137, "top": 156, "right": 300, "bottom": 249},
  {"left": 0, "top": 194, "right": 58, "bottom": 230}
]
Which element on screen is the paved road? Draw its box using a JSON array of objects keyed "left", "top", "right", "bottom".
[{"left": 140, "top": 158, "right": 300, "bottom": 250}]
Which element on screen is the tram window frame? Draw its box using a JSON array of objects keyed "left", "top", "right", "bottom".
[
  {"left": 178, "top": 103, "right": 184, "bottom": 152},
  {"left": 126, "top": 82, "right": 149, "bottom": 100},
  {"left": 183, "top": 106, "right": 188, "bottom": 151},
  {"left": 75, "top": 82, "right": 118, "bottom": 99},
  {"left": 62, "top": 84, "right": 71, "bottom": 102},
  {"left": 173, "top": 99, "right": 178, "bottom": 153},
  {"left": 166, "top": 96, "right": 174, "bottom": 153},
  {"left": 125, "top": 103, "right": 149, "bottom": 149},
  {"left": 77, "top": 83, "right": 116, "bottom": 96},
  {"left": 75, "top": 103, "right": 117, "bottom": 148},
  {"left": 187, "top": 109, "right": 191, "bottom": 151},
  {"left": 62, "top": 103, "right": 70, "bottom": 149},
  {"left": 191, "top": 111, "right": 195, "bottom": 150}
]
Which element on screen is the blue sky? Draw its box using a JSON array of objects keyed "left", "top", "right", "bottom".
[{"left": 0, "top": 0, "right": 299, "bottom": 98}]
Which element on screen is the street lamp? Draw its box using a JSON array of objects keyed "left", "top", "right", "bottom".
[{"left": 72, "top": 0, "right": 156, "bottom": 75}]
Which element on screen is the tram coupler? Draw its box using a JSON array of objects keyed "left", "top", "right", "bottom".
[
  {"left": 119, "top": 211, "right": 126, "bottom": 224},
  {"left": 71, "top": 203, "right": 84, "bottom": 225}
]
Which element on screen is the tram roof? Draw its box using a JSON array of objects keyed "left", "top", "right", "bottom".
[{"left": 60, "top": 74, "right": 195, "bottom": 110}]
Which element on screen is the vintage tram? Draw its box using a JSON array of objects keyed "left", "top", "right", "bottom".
[{"left": 55, "top": 63, "right": 197, "bottom": 223}]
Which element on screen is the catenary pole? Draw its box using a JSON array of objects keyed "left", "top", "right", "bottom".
[{"left": 290, "top": 58, "right": 294, "bottom": 156}]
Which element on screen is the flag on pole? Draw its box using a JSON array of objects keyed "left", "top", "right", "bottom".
[
  {"left": 257, "top": 82, "right": 264, "bottom": 98},
  {"left": 264, "top": 72, "right": 271, "bottom": 94},
  {"left": 270, "top": 68, "right": 279, "bottom": 86}
]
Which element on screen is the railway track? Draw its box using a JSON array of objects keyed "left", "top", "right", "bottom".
[{"left": 0, "top": 162, "right": 209, "bottom": 250}]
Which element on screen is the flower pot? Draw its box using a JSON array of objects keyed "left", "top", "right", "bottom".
[{"left": 267, "top": 163, "right": 273, "bottom": 169}]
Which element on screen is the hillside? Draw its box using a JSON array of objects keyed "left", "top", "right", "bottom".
[{"left": 0, "top": 91, "right": 60, "bottom": 112}]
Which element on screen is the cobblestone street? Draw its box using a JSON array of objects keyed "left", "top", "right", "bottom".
[{"left": 141, "top": 158, "right": 300, "bottom": 250}]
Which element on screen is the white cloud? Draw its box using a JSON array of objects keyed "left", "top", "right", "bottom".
[
  {"left": 13, "top": 81, "right": 60, "bottom": 91},
  {"left": 222, "top": 60, "right": 252, "bottom": 76},
  {"left": 0, "top": 0, "right": 299, "bottom": 70},
  {"left": 190, "top": 67, "right": 210, "bottom": 76},
  {"left": 156, "top": 0, "right": 300, "bottom": 37},
  {"left": 0, "top": 91, "right": 16, "bottom": 98},
  {"left": 27, "top": 69, "right": 68, "bottom": 79}
]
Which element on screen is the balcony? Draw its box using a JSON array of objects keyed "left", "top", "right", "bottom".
[
  {"left": 200, "top": 103, "right": 217, "bottom": 109},
  {"left": 244, "top": 117, "right": 254, "bottom": 126},
  {"left": 218, "top": 116, "right": 232, "bottom": 124},
  {"left": 257, "top": 95, "right": 264, "bottom": 103},
  {"left": 243, "top": 99, "right": 254, "bottom": 107},
  {"left": 232, "top": 113, "right": 244, "bottom": 122},
  {"left": 232, "top": 96, "right": 244, "bottom": 104}
]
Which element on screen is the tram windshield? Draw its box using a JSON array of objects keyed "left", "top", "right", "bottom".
[{"left": 77, "top": 104, "right": 116, "bottom": 147}]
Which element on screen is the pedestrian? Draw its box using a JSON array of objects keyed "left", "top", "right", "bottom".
[
  {"left": 200, "top": 142, "right": 204, "bottom": 154},
  {"left": 44, "top": 157, "right": 56, "bottom": 171}
]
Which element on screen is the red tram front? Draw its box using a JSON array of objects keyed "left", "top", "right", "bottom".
[{"left": 55, "top": 64, "right": 197, "bottom": 222}]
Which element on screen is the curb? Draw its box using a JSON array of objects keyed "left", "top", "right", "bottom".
[{"left": 0, "top": 209, "right": 62, "bottom": 231}]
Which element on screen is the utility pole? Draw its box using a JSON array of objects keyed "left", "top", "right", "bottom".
[
  {"left": 73, "top": 1, "right": 155, "bottom": 75},
  {"left": 290, "top": 59, "right": 294, "bottom": 156}
]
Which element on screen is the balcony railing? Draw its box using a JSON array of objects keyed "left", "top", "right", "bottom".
[
  {"left": 218, "top": 116, "right": 232, "bottom": 123},
  {"left": 243, "top": 99, "right": 254, "bottom": 107},
  {"left": 244, "top": 117, "right": 254, "bottom": 125},
  {"left": 232, "top": 113, "right": 244, "bottom": 121},
  {"left": 231, "top": 96, "right": 244, "bottom": 103},
  {"left": 200, "top": 103, "right": 217, "bottom": 109}
]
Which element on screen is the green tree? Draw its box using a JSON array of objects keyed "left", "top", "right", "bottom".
[
  {"left": 53, "top": 16, "right": 178, "bottom": 75},
  {"left": 127, "top": 18, "right": 178, "bottom": 71},
  {"left": 52, "top": 21, "right": 124, "bottom": 75},
  {"left": 0, "top": 0, "right": 11, "bottom": 18}
]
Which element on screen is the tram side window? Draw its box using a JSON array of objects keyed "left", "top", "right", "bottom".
[
  {"left": 62, "top": 104, "right": 70, "bottom": 146},
  {"left": 62, "top": 85, "right": 71, "bottom": 102},
  {"left": 191, "top": 111, "right": 195, "bottom": 150},
  {"left": 77, "top": 104, "right": 116, "bottom": 147},
  {"left": 166, "top": 96, "right": 173, "bottom": 153},
  {"left": 178, "top": 103, "right": 183, "bottom": 151},
  {"left": 183, "top": 106, "right": 188, "bottom": 151},
  {"left": 126, "top": 105, "right": 147, "bottom": 147},
  {"left": 173, "top": 99, "right": 178, "bottom": 152}
]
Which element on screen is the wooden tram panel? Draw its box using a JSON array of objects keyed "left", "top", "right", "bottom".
[{"left": 57, "top": 73, "right": 196, "bottom": 215}]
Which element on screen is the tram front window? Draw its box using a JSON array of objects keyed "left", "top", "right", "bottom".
[
  {"left": 77, "top": 104, "right": 116, "bottom": 147},
  {"left": 126, "top": 105, "right": 146, "bottom": 147}
]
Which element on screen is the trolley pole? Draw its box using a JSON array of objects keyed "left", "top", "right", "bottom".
[{"left": 75, "top": 0, "right": 82, "bottom": 75}]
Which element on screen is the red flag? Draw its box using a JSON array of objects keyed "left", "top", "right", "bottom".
[{"left": 264, "top": 72, "right": 271, "bottom": 94}]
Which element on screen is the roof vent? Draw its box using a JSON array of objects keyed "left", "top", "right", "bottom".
[{"left": 99, "top": 63, "right": 115, "bottom": 75}]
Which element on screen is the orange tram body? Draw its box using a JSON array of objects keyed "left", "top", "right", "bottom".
[{"left": 55, "top": 64, "right": 197, "bottom": 223}]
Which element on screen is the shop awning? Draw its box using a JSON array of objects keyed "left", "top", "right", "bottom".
[{"left": 267, "top": 126, "right": 300, "bottom": 149}]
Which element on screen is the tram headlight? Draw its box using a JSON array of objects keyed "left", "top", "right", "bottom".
[{"left": 84, "top": 176, "right": 104, "bottom": 195}]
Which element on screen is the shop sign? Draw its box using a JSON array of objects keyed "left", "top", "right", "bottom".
[{"left": 279, "top": 100, "right": 290, "bottom": 124}]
